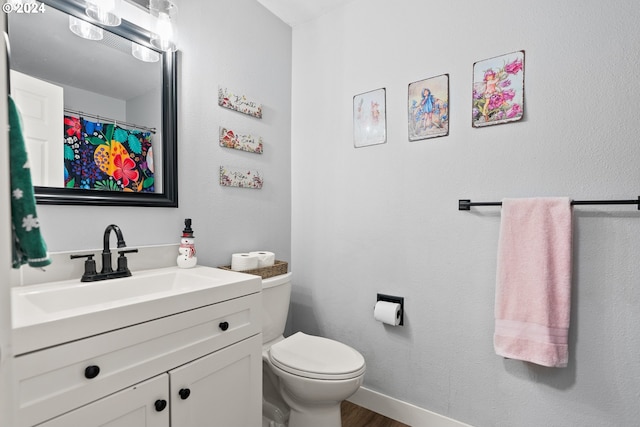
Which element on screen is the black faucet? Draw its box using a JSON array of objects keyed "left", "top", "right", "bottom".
[
  {"left": 102, "top": 224, "right": 126, "bottom": 274},
  {"left": 70, "top": 224, "right": 138, "bottom": 282}
]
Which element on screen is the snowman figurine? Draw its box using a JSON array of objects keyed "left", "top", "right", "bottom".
[{"left": 177, "top": 218, "right": 197, "bottom": 268}]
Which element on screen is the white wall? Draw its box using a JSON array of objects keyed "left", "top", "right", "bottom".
[
  {"left": 290, "top": 0, "right": 640, "bottom": 426},
  {"left": 177, "top": 0, "right": 292, "bottom": 267},
  {"left": 63, "top": 85, "right": 126, "bottom": 121},
  {"left": 33, "top": 0, "right": 292, "bottom": 273}
]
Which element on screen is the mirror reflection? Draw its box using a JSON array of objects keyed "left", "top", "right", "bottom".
[{"left": 7, "top": 0, "right": 178, "bottom": 206}]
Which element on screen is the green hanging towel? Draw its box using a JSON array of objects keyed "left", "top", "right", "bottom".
[{"left": 8, "top": 95, "right": 51, "bottom": 268}]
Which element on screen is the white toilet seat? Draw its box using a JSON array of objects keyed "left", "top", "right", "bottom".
[{"left": 269, "top": 332, "right": 366, "bottom": 380}]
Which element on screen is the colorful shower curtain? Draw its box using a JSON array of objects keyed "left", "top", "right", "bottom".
[{"left": 63, "top": 116, "right": 155, "bottom": 192}]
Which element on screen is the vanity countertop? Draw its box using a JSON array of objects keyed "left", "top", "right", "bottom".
[{"left": 12, "top": 266, "right": 261, "bottom": 355}]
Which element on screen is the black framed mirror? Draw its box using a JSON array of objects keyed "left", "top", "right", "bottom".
[{"left": 7, "top": 0, "right": 178, "bottom": 207}]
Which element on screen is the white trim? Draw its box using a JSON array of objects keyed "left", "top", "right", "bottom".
[{"left": 347, "top": 387, "right": 473, "bottom": 427}]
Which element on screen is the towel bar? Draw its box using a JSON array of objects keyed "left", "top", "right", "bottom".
[{"left": 458, "top": 197, "right": 640, "bottom": 211}]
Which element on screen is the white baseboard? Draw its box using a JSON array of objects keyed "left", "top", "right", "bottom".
[{"left": 347, "top": 387, "right": 472, "bottom": 427}]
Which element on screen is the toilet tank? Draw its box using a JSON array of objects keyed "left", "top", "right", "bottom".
[{"left": 262, "top": 272, "right": 292, "bottom": 343}]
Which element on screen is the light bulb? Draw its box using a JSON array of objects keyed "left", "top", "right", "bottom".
[
  {"left": 132, "top": 42, "right": 160, "bottom": 63},
  {"left": 149, "top": 0, "right": 178, "bottom": 52},
  {"left": 85, "top": 0, "right": 121, "bottom": 26},
  {"left": 69, "top": 16, "right": 104, "bottom": 40}
]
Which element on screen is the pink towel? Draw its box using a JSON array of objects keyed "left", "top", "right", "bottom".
[{"left": 494, "top": 197, "right": 572, "bottom": 367}]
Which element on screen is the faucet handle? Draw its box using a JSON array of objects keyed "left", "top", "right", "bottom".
[
  {"left": 70, "top": 253, "right": 97, "bottom": 280},
  {"left": 118, "top": 249, "right": 138, "bottom": 254},
  {"left": 117, "top": 249, "right": 138, "bottom": 258},
  {"left": 70, "top": 253, "right": 95, "bottom": 259},
  {"left": 116, "top": 249, "right": 138, "bottom": 274}
]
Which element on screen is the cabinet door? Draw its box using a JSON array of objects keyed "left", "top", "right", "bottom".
[
  {"left": 37, "top": 375, "right": 169, "bottom": 427},
  {"left": 169, "top": 334, "right": 262, "bottom": 427}
]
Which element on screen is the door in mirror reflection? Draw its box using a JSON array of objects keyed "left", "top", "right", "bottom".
[{"left": 10, "top": 70, "right": 64, "bottom": 187}]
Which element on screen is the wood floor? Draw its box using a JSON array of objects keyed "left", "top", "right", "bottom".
[{"left": 341, "top": 400, "right": 410, "bottom": 427}]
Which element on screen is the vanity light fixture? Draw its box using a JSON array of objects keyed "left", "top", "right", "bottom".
[
  {"left": 69, "top": 15, "right": 104, "bottom": 40},
  {"left": 131, "top": 42, "right": 160, "bottom": 62},
  {"left": 149, "top": 0, "right": 178, "bottom": 52},
  {"left": 85, "top": 0, "right": 122, "bottom": 27}
]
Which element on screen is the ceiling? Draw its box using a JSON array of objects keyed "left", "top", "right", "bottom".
[
  {"left": 8, "top": 0, "right": 353, "bottom": 100},
  {"left": 126, "top": 0, "right": 355, "bottom": 25},
  {"left": 255, "top": 0, "right": 355, "bottom": 26}
]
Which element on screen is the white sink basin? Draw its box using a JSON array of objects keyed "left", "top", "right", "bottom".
[
  {"left": 22, "top": 269, "right": 219, "bottom": 313},
  {"left": 12, "top": 266, "right": 261, "bottom": 355}
]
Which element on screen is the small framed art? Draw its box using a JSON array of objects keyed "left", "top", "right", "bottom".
[
  {"left": 408, "top": 74, "right": 449, "bottom": 141},
  {"left": 472, "top": 50, "right": 525, "bottom": 127},
  {"left": 353, "top": 88, "right": 386, "bottom": 148},
  {"left": 219, "top": 127, "right": 263, "bottom": 154},
  {"left": 219, "top": 166, "right": 263, "bottom": 189},
  {"left": 218, "top": 86, "right": 263, "bottom": 118}
]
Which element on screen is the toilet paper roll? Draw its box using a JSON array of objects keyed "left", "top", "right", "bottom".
[
  {"left": 231, "top": 253, "right": 259, "bottom": 271},
  {"left": 374, "top": 301, "right": 402, "bottom": 326},
  {"left": 250, "top": 251, "right": 275, "bottom": 267}
]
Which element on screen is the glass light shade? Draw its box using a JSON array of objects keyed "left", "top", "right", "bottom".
[
  {"left": 131, "top": 42, "right": 160, "bottom": 63},
  {"left": 149, "top": 0, "right": 178, "bottom": 52},
  {"left": 69, "top": 16, "right": 104, "bottom": 40},
  {"left": 85, "top": 0, "right": 122, "bottom": 27}
]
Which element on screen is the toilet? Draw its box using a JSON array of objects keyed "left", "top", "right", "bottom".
[{"left": 262, "top": 273, "right": 366, "bottom": 427}]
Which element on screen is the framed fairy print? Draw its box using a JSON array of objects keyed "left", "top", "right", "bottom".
[
  {"left": 408, "top": 74, "right": 449, "bottom": 141},
  {"left": 353, "top": 88, "right": 386, "bottom": 148},
  {"left": 472, "top": 50, "right": 525, "bottom": 127}
]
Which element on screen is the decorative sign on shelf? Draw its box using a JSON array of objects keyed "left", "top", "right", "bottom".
[
  {"left": 218, "top": 86, "right": 263, "bottom": 118},
  {"left": 219, "top": 166, "right": 263, "bottom": 189},
  {"left": 219, "top": 127, "right": 263, "bottom": 154}
]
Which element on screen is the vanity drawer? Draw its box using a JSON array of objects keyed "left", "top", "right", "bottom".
[{"left": 14, "top": 292, "right": 261, "bottom": 427}]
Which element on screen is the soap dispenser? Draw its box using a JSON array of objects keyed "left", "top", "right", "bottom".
[{"left": 177, "top": 218, "right": 197, "bottom": 268}]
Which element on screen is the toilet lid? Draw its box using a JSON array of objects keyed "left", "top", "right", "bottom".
[{"left": 269, "top": 332, "right": 366, "bottom": 380}]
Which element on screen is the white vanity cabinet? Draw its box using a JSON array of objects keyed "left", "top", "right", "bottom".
[
  {"left": 169, "top": 334, "right": 261, "bottom": 427},
  {"left": 13, "top": 290, "right": 262, "bottom": 427},
  {"left": 36, "top": 374, "right": 170, "bottom": 427}
]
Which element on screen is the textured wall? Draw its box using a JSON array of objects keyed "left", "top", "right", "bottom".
[
  {"left": 290, "top": 0, "right": 640, "bottom": 425},
  {"left": 34, "top": 0, "right": 292, "bottom": 271}
]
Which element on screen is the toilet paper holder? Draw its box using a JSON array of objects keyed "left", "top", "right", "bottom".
[{"left": 376, "top": 293, "right": 404, "bottom": 326}]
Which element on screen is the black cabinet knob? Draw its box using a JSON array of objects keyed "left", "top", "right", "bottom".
[
  {"left": 219, "top": 321, "right": 229, "bottom": 331},
  {"left": 179, "top": 388, "right": 191, "bottom": 400},
  {"left": 84, "top": 365, "right": 100, "bottom": 379},
  {"left": 154, "top": 399, "right": 167, "bottom": 412}
]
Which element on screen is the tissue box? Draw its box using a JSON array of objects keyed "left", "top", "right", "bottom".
[{"left": 218, "top": 260, "right": 288, "bottom": 279}]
